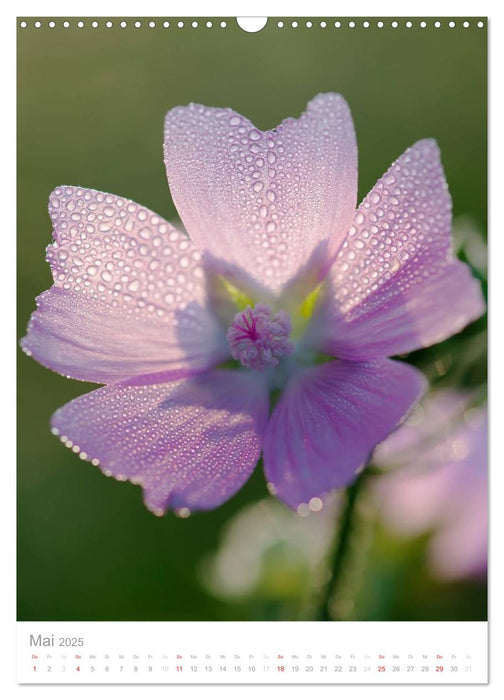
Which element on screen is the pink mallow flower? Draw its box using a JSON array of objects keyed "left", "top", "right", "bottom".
[
  {"left": 373, "top": 392, "right": 487, "bottom": 581},
  {"left": 21, "top": 94, "right": 484, "bottom": 516}
]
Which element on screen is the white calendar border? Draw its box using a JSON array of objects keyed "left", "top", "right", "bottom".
[
  {"left": 17, "top": 620, "right": 488, "bottom": 685},
  {"left": 5, "top": 0, "right": 502, "bottom": 697}
]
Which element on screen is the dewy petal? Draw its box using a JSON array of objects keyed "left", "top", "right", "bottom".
[
  {"left": 313, "top": 140, "right": 485, "bottom": 359},
  {"left": 21, "top": 187, "right": 229, "bottom": 384},
  {"left": 164, "top": 93, "right": 357, "bottom": 294},
  {"left": 263, "top": 359, "right": 426, "bottom": 510},
  {"left": 51, "top": 370, "right": 270, "bottom": 513}
]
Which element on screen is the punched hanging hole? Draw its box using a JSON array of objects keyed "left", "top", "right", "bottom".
[{"left": 237, "top": 17, "right": 268, "bottom": 33}]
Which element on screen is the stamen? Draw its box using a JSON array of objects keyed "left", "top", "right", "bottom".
[{"left": 227, "top": 303, "right": 294, "bottom": 371}]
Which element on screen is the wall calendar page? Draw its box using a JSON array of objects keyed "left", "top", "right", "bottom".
[{"left": 15, "top": 6, "right": 489, "bottom": 693}]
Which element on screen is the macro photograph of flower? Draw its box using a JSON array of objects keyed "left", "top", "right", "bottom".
[{"left": 18, "top": 18, "right": 487, "bottom": 623}]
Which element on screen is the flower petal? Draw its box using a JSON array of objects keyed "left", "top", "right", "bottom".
[
  {"left": 313, "top": 140, "right": 484, "bottom": 359},
  {"left": 263, "top": 359, "right": 426, "bottom": 509},
  {"left": 374, "top": 404, "right": 487, "bottom": 580},
  {"left": 51, "top": 370, "right": 270, "bottom": 513},
  {"left": 372, "top": 389, "right": 472, "bottom": 468},
  {"left": 164, "top": 93, "right": 357, "bottom": 294},
  {"left": 373, "top": 397, "right": 486, "bottom": 535},
  {"left": 21, "top": 187, "right": 229, "bottom": 383}
]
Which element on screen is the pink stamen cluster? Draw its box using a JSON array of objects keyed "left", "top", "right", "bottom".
[{"left": 227, "top": 303, "right": 294, "bottom": 371}]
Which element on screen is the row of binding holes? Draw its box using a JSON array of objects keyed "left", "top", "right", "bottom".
[
  {"left": 20, "top": 19, "right": 486, "bottom": 29},
  {"left": 19, "top": 20, "right": 228, "bottom": 28},
  {"left": 279, "top": 19, "right": 484, "bottom": 29}
]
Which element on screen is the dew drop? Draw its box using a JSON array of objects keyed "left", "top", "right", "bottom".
[
  {"left": 389, "top": 258, "right": 401, "bottom": 274},
  {"left": 127, "top": 279, "right": 140, "bottom": 292}
]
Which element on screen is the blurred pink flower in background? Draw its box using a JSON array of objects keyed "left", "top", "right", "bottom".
[
  {"left": 21, "top": 94, "right": 484, "bottom": 515},
  {"left": 373, "top": 392, "right": 487, "bottom": 580}
]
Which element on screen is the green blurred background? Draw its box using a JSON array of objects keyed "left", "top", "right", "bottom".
[{"left": 17, "top": 17, "right": 487, "bottom": 621}]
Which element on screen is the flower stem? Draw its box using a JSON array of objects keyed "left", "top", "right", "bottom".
[{"left": 317, "top": 470, "right": 368, "bottom": 621}]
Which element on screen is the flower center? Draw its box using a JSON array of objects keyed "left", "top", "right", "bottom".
[{"left": 227, "top": 303, "right": 294, "bottom": 371}]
